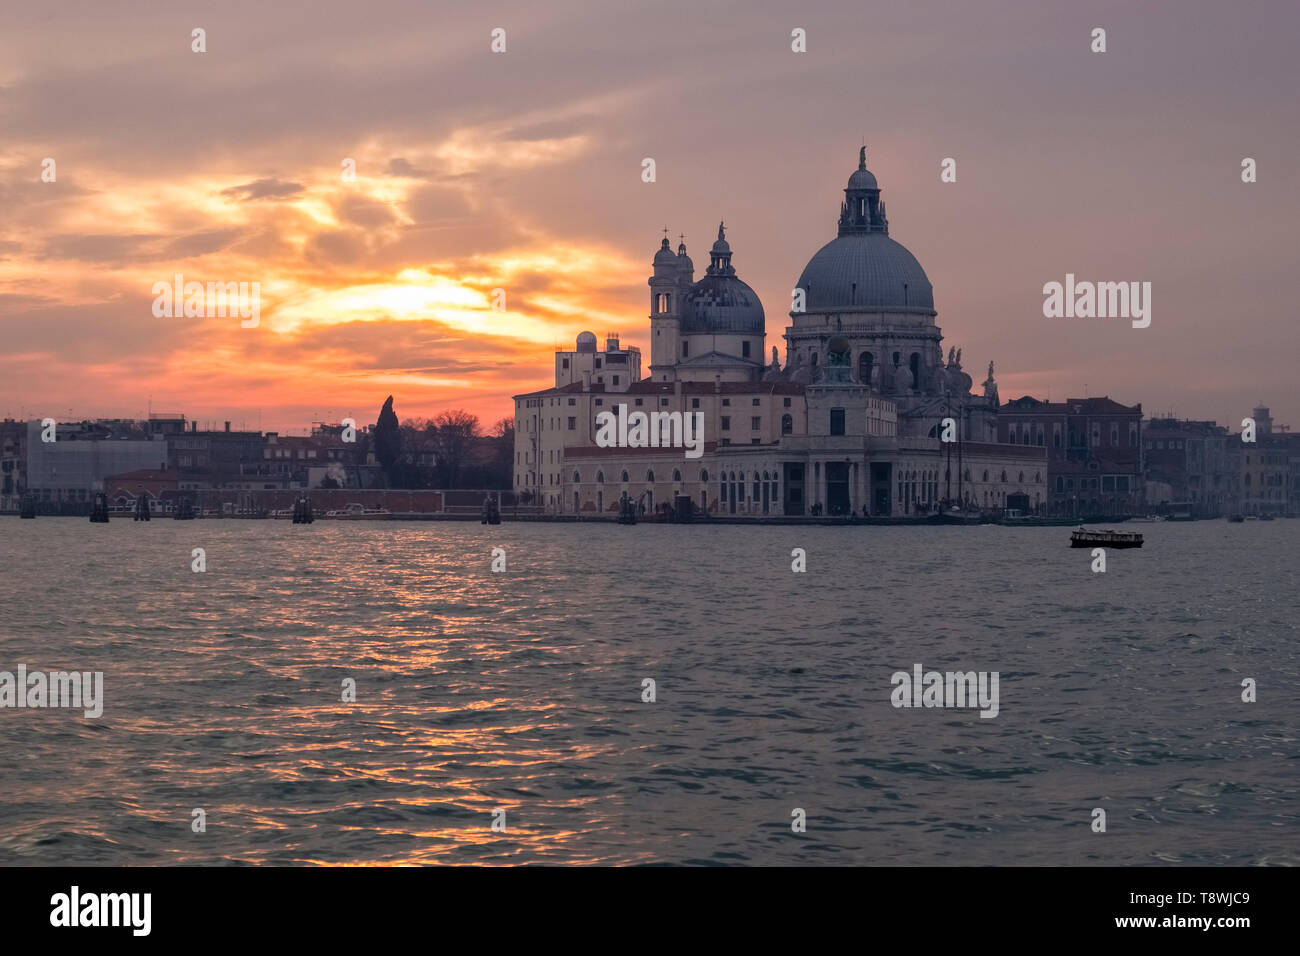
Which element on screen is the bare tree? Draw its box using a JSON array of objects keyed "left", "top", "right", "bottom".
[{"left": 431, "top": 409, "right": 480, "bottom": 487}]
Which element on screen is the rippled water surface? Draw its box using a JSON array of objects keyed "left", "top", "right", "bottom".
[{"left": 0, "top": 518, "right": 1296, "bottom": 865}]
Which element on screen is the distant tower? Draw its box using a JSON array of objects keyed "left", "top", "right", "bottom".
[
  {"left": 649, "top": 235, "right": 689, "bottom": 379},
  {"left": 1253, "top": 404, "right": 1272, "bottom": 435}
]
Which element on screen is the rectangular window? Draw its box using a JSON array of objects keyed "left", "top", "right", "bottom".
[
  {"left": 567, "top": 417, "right": 576, "bottom": 430},
  {"left": 722, "top": 398, "right": 730, "bottom": 406},
  {"left": 721, "top": 416, "right": 731, "bottom": 430},
  {"left": 691, "top": 398, "right": 700, "bottom": 409},
  {"left": 682, "top": 342, "right": 689, "bottom": 357},
  {"left": 742, "top": 341, "right": 751, "bottom": 358},
  {"left": 568, "top": 397, "right": 575, "bottom": 405},
  {"left": 661, "top": 398, "right": 669, "bottom": 406},
  {"left": 635, "top": 398, "right": 643, "bottom": 405},
  {"left": 830, "top": 408, "right": 846, "bottom": 435},
  {"left": 561, "top": 358, "right": 569, "bottom": 369},
  {"left": 613, "top": 375, "right": 620, "bottom": 386},
  {"left": 784, "top": 397, "right": 792, "bottom": 407},
  {"left": 752, "top": 398, "right": 760, "bottom": 406},
  {"left": 751, "top": 416, "right": 761, "bottom": 430}
]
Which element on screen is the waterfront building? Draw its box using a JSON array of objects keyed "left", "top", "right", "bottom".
[
  {"left": 1143, "top": 417, "right": 1240, "bottom": 517},
  {"left": 514, "top": 149, "right": 1046, "bottom": 517},
  {"left": 997, "top": 396, "right": 1144, "bottom": 517}
]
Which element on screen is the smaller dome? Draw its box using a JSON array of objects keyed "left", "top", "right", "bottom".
[
  {"left": 653, "top": 237, "right": 676, "bottom": 265},
  {"left": 576, "top": 331, "right": 597, "bottom": 353},
  {"left": 848, "top": 167, "right": 878, "bottom": 191}
]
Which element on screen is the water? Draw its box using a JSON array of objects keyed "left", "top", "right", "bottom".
[{"left": 0, "top": 518, "right": 1296, "bottom": 865}]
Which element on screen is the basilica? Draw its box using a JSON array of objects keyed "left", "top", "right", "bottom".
[{"left": 513, "top": 149, "right": 1046, "bottom": 517}]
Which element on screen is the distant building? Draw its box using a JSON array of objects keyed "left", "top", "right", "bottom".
[
  {"left": 1238, "top": 405, "right": 1290, "bottom": 516},
  {"left": 23, "top": 419, "right": 167, "bottom": 506},
  {"left": 999, "top": 396, "right": 1144, "bottom": 517},
  {"left": 515, "top": 149, "right": 1046, "bottom": 517},
  {"left": 1143, "top": 417, "right": 1239, "bottom": 517}
]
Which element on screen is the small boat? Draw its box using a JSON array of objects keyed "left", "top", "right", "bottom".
[
  {"left": 1070, "top": 527, "right": 1143, "bottom": 549},
  {"left": 1244, "top": 514, "right": 1260, "bottom": 522},
  {"left": 1260, "top": 514, "right": 1275, "bottom": 521},
  {"left": 1227, "top": 514, "right": 1245, "bottom": 523},
  {"left": 1127, "top": 515, "right": 1165, "bottom": 523}
]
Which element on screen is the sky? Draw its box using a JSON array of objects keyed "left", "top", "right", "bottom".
[{"left": 1, "top": 0, "right": 1297, "bottom": 434}]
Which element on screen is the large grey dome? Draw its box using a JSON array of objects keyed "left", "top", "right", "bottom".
[
  {"left": 796, "top": 233, "right": 934, "bottom": 312},
  {"left": 682, "top": 273, "right": 765, "bottom": 334}
]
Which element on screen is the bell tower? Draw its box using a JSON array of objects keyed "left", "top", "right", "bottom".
[{"left": 649, "top": 232, "right": 689, "bottom": 380}]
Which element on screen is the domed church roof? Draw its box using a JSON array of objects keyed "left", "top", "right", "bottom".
[
  {"left": 794, "top": 148, "right": 934, "bottom": 313},
  {"left": 682, "top": 222, "right": 765, "bottom": 335},
  {"left": 797, "top": 234, "right": 933, "bottom": 312}
]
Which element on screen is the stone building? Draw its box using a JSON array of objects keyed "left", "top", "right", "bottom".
[
  {"left": 998, "top": 396, "right": 1144, "bottom": 517},
  {"left": 514, "top": 149, "right": 1045, "bottom": 517},
  {"left": 1143, "top": 417, "right": 1239, "bottom": 517}
]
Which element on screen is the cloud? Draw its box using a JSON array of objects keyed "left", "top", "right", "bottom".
[{"left": 220, "top": 179, "right": 304, "bottom": 202}]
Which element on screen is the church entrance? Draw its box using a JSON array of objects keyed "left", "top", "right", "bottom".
[
  {"left": 825, "top": 462, "right": 850, "bottom": 515},
  {"left": 782, "top": 463, "right": 805, "bottom": 515}
]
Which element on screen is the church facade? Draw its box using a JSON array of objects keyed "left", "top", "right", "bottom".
[{"left": 513, "top": 149, "right": 1046, "bottom": 517}]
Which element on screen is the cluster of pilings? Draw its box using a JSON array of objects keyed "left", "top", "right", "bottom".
[{"left": 292, "top": 497, "right": 314, "bottom": 524}]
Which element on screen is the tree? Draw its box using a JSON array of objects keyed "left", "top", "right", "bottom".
[
  {"left": 431, "top": 409, "right": 479, "bottom": 488},
  {"left": 374, "top": 395, "right": 402, "bottom": 487}
]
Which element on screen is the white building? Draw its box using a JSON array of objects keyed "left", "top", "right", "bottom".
[{"left": 514, "top": 149, "right": 1046, "bottom": 517}]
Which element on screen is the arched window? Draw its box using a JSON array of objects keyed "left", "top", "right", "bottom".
[
  {"left": 596, "top": 471, "right": 604, "bottom": 484},
  {"left": 672, "top": 469, "right": 682, "bottom": 482},
  {"left": 1018, "top": 471, "right": 1024, "bottom": 483},
  {"left": 646, "top": 469, "right": 655, "bottom": 482},
  {"left": 573, "top": 471, "right": 581, "bottom": 484},
  {"left": 810, "top": 352, "right": 818, "bottom": 366},
  {"left": 781, "top": 414, "right": 793, "bottom": 435},
  {"left": 1009, "top": 432, "right": 1017, "bottom": 444},
  {"left": 909, "top": 352, "right": 921, "bottom": 389},
  {"left": 982, "top": 470, "right": 989, "bottom": 482},
  {"left": 1001, "top": 471, "right": 1007, "bottom": 482},
  {"left": 621, "top": 470, "right": 629, "bottom": 482},
  {"left": 1035, "top": 471, "right": 1040, "bottom": 482},
  {"left": 892, "top": 351, "right": 901, "bottom": 367},
  {"left": 700, "top": 469, "right": 709, "bottom": 482},
  {"left": 858, "top": 352, "right": 874, "bottom": 384},
  {"left": 762, "top": 471, "right": 769, "bottom": 480}
]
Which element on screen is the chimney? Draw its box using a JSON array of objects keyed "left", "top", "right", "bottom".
[{"left": 191, "top": 421, "right": 197, "bottom": 433}]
